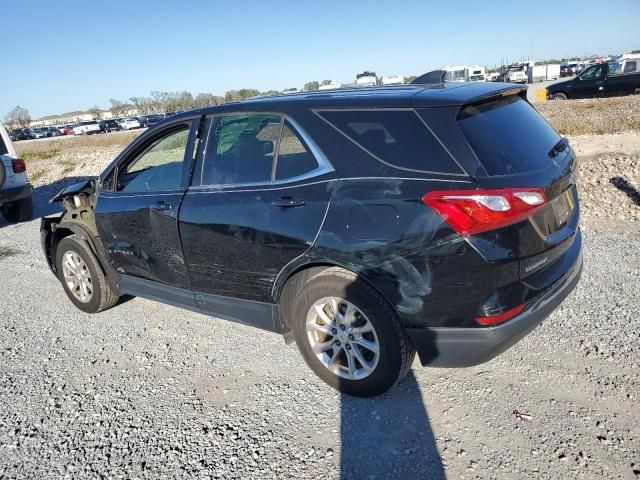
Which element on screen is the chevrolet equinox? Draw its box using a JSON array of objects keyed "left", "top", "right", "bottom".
[{"left": 42, "top": 83, "right": 582, "bottom": 397}]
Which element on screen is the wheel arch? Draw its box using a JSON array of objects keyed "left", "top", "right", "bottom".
[
  {"left": 50, "top": 222, "right": 119, "bottom": 294},
  {"left": 275, "top": 259, "right": 398, "bottom": 345}
]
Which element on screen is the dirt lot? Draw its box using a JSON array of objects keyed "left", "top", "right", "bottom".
[{"left": 1, "top": 98, "right": 639, "bottom": 479}]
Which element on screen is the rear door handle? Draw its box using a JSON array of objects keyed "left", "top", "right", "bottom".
[
  {"left": 150, "top": 201, "right": 173, "bottom": 211},
  {"left": 271, "top": 196, "right": 306, "bottom": 208}
]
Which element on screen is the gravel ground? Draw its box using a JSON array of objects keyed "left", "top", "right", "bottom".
[
  {"left": 2, "top": 108, "right": 640, "bottom": 478},
  {"left": 0, "top": 214, "right": 639, "bottom": 479}
]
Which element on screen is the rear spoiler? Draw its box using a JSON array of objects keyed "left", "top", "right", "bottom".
[{"left": 411, "top": 70, "right": 446, "bottom": 85}]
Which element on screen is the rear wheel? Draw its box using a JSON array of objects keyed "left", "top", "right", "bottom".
[
  {"left": 1, "top": 197, "right": 33, "bottom": 223},
  {"left": 551, "top": 92, "right": 567, "bottom": 100},
  {"left": 290, "top": 267, "right": 415, "bottom": 397},
  {"left": 55, "top": 235, "right": 119, "bottom": 313}
]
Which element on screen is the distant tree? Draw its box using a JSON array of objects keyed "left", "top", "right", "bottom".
[
  {"left": 321, "top": 80, "right": 333, "bottom": 86},
  {"left": 631, "top": 49, "right": 640, "bottom": 54},
  {"left": 193, "top": 93, "right": 223, "bottom": 108},
  {"left": 224, "top": 89, "right": 261, "bottom": 102},
  {"left": 4, "top": 106, "right": 31, "bottom": 130},
  {"left": 109, "top": 98, "right": 130, "bottom": 117},
  {"left": 87, "top": 105, "right": 103, "bottom": 120},
  {"left": 404, "top": 75, "right": 417, "bottom": 84},
  {"left": 304, "top": 81, "right": 319, "bottom": 91},
  {"left": 261, "top": 90, "right": 280, "bottom": 96}
]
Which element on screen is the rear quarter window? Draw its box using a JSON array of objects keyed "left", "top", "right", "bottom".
[
  {"left": 316, "top": 110, "right": 463, "bottom": 174},
  {"left": 457, "top": 96, "right": 561, "bottom": 175}
]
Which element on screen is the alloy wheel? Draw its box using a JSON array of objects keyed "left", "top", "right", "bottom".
[
  {"left": 306, "top": 296, "right": 380, "bottom": 380},
  {"left": 61, "top": 251, "right": 93, "bottom": 303}
]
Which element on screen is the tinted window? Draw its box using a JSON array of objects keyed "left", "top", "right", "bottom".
[
  {"left": 623, "top": 61, "right": 637, "bottom": 74},
  {"left": 118, "top": 126, "right": 190, "bottom": 192},
  {"left": 202, "top": 114, "right": 280, "bottom": 185},
  {"left": 317, "top": 110, "right": 460, "bottom": 173},
  {"left": 457, "top": 95, "right": 561, "bottom": 175},
  {"left": 0, "top": 135, "right": 7, "bottom": 155},
  {"left": 275, "top": 121, "right": 319, "bottom": 180},
  {"left": 578, "top": 65, "right": 603, "bottom": 80}
]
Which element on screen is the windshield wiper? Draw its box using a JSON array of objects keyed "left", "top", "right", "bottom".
[{"left": 548, "top": 137, "right": 569, "bottom": 158}]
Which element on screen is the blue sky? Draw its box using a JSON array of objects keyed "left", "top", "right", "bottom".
[{"left": 3, "top": 0, "right": 638, "bottom": 119}]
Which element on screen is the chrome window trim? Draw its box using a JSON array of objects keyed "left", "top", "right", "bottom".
[
  {"left": 312, "top": 107, "right": 469, "bottom": 177},
  {"left": 197, "top": 112, "right": 335, "bottom": 189}
]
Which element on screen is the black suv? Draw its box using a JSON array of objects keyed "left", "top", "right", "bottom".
[{"left": 41, "top": 83, "right": 582, "bottom": 396}]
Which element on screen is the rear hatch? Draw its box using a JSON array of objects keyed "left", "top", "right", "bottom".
[{"left": 456, "top": 93, "right": 580, "bottom": 284}]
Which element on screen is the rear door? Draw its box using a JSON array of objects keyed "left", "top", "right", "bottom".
[
  {"left": 455, "top": 94, "right": 580, "bottom": 281},
  {"left": 178, "top": 113, "right": 336, "bottom": 327}
]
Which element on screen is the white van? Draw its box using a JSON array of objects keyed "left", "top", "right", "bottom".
[{"left": 0, "top": 122, "right": 33, "bottom": 222}]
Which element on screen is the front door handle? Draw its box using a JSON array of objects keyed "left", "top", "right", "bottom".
[
  {"left": 271, "top": 196, "right": 306, "bottom": 209},
  {"left": 150, "top": 201, "right": 173, "bottom": 211}
]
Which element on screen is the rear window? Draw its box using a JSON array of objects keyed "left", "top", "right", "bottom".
[
  {"left": 317, "top": 110, "right": 462, "bottom": 174},
  {"left": 457, "top": 96, "right": 561, "bottom": 175}
]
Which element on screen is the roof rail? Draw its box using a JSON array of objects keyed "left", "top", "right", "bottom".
[{"left": 411, "top": 70, "right": 446, "bottom": 85}]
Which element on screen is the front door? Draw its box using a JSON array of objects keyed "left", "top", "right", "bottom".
[
  {"left": 572, "top": 64, "right": 606, "bottom": 98},
  {"left": 95, "top": 120, "right": 199, "bottom": 290},
  {"left": 178, "top": 114, "right": 336, "bottom": 329}
]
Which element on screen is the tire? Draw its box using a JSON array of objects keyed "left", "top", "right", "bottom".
[
  {"left": 551, "top": 92, "right": 567, "bottom": 100},
  {"left": 55, "top": 234, "right": 119, "bottom": 313},
  {"left": 1, "top": 197, "right": 33, "bottom": 223},
  {"left": 290, "top": 267, "right": 415, "bottom": 397}
]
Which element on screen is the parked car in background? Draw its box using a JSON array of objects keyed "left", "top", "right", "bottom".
[
  {"left": 138, "top": 114, "right": 164, "bottom": 128},
  {"left": 42, "top": 84, "right": 582, "bottom": 397},
  {"left": 9, "top": 129, "right": 34, "bottom": 141},
  {"left": 118, "top": 118, "right": 141, "bottom": 130},
  {"left": 99, "top": 119, "right": 121, "bottom": 133},
  {"left": 46, "top": 126, "right": 63, "bottom": 137},
  {"left": 0, "top": 122, "right": 33, "bottom": 223},
  {"left": 547, "top": 61, "right": 640, "bottom": 99},
  {"left": 58, "top": 125, "right": 75, "bottom": 135},
  {"left": 73, "top": 121, "right": 101, "bottom": 135},
  {"left": 31, "top": 128, "right": 49, "bottom": 139}
]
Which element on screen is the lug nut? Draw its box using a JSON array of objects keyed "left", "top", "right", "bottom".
[
  {"left": 331, "top": 328, "right": 337, "bottom": 335},
  {"left": 339, "top": 324, "right": 346, "bottom": 331},
  {"left": 335, "top": 340, "right": 341, "bottom": 347},
  {"left": 348, "top": 334, "right": 354, "bottom": 340},
  {"left": 346, "top": 344, "right": 352, "bottom": 350}
]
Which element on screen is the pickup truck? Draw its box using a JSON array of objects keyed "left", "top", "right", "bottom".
[
  {"left": 73, "top": 121, "right": 101, "bottom": 135},
  {"left": 547, "top": 62, "right": 640, "bottom": 99}
]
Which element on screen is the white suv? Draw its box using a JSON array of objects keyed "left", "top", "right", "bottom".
[{"left": 0, "top": 122, "right": 33, "bottom": 223}]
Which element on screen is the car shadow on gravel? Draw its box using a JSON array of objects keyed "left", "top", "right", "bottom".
[
  {"left": 610, "top": 176, "right": 640, "bottom": 206},
  {"left": 0, "top": 176, "right": 92, "bottom": 229},
  {"left": 340, "top": 371, "right": 445, "bottom": 479}
]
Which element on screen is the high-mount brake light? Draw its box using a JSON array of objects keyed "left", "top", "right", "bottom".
[{"left": 422, "top": 188, "right": 547, "bottom": 236}]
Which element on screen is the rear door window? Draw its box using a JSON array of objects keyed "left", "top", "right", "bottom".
[
  {"left": 457, "top": 95, "right": 561, "bottom": 175},
  {"left": 317, "top": 110, "right": 462, "bottom": 174},
  {"left": 274, "top": 121, "right": 319, "bottom": 180},
  {"left": 201, "top": 114, "right": 280, "bottom": 186}
]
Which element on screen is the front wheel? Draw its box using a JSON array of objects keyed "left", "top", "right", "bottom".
[
  {"left": 55, "top": 235, "right": 119, "bottom": 313},
  {"left": 1, "top": 197, "right": 33, "bottom": 223},
  {"left": 551, "top": 92, "right": 567, "bottom": 100},
  {"left": 290, "top": 267, "right": 415, "bottom": 397}
]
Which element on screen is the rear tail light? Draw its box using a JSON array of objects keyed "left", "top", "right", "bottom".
[
  {"left": 422, "top": 188, "right": 547, "bottom": 235},
  {"left": 11, "top": 159, "right": 26, "bottom": 173},
  {"left": 476, "top": 303, "right": 527, "bottom": 326}
]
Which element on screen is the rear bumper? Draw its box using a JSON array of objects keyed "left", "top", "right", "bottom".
[
  {"left": 0, "top": 184, "right": 33, "bottom": 206},
  {"left": 407, "top": 250, "right": 583, "bottom": 367}
]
